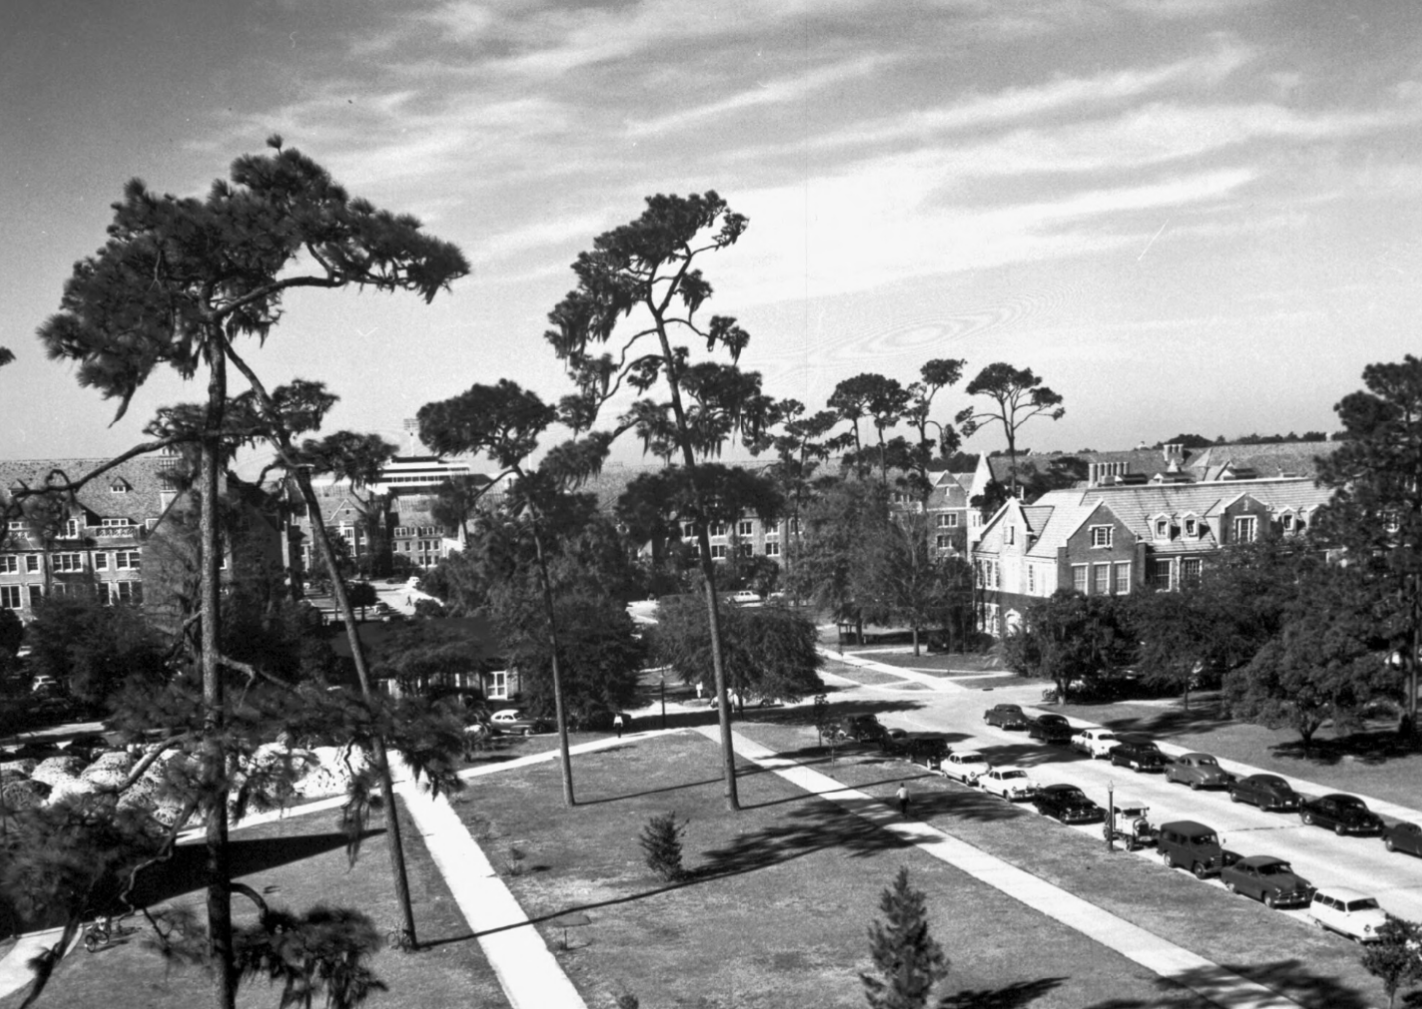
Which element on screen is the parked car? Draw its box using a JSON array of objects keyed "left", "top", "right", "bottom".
[
  {"left": 1107, "top": 737, "right": 1168, "bottom": 772},
  {"left": 490, "top": 709, "right": 552, "bottom": 736},
  {"left": 729, "top": 590, "right": 763, "bottom": 605},
  {"left": 1300, "top": 794, "right": 1385, "bottom": 836},
  {"left": 1221, "top": 855, "right": 1313, "bottom": 909},
  {"left": 1028, "top": 713, "right": 1074, "bottom": 744},
  {"left": 983, "top": 704, "right": 1029, "bottom": 730},
  {"left": 1228, "top": 773, "right": 1302, "bottom": 812},
  {"left": 1032, "top": 783, "right": 1104, "bottom": 823},
  {"left": 940, "top": 750, "right": 989, "bottom": 785},
  {"left": 1165, "top": 752, "right": 1233, "bottom": 791},
  {"left": 979, "top": 766, "right": 1038, "bottom": 801},
  {"left": 904, "top": 734, "right": 952, "bottom": 771},
  {"left": 828, "top": 713, "right": 887, "bottom": 744},
  {"left": 1383, "top": 821, "right": 1422, "bottom": 857},
  {"left": 1106, "top": 800, "right": 1157, "bottom": 850},
  {"left": 1308, "top": 887, "right": 1389, "bottom": 942},
  {"left": 1158, "top": 820, "right": 1228, "bottom": 879},
  {"left": 1071, "top": 728, "right": 1120, "bottom": 759}
]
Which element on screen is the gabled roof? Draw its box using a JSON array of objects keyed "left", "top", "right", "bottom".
[{"left": 0, "top": 456, "right": 179, "bottom": 528}]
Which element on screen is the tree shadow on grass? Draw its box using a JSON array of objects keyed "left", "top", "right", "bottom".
[
  {"left": 1080, "top": 958, "right": 1372, "bottom": 1009},
  {"left": 938, "top": 976, "right": 1066, "bottom": 1008},
  {"left": 579, "top": 763, "right": 776, "bottom": 805}
]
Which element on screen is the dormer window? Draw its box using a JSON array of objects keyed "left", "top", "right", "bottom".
[
  {"left": 1089, "top": 525, "right": 1113, "bottom": 548},
  {"left": 1153, "top": 517, "right": 1170, "bottom": 540},
  {"left": 1182, "top": 516, "right": 1198, "bottom": 538},
  {"left": 1232, "top": 515, "right": 1258, "bottom": 543},
  {"left": 109, "top": 480, "right": 130, "bottom": 494},
  {"left": 1280, "top": 512, "right": 1296, "bottom": 534}
]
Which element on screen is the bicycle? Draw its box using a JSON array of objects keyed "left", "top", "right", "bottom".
[
  {"left": 83, "top": 913, "right": 139, "bottom": 952},
  {"left": 385, "top": 922, "right": 415, "bottom": 953}
]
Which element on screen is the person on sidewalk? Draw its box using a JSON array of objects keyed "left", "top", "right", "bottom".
[
  {"left": 896, "top": 782, "right": 911, "bottom": 818},
  {"left": 696, "top": 681, "right": 704, "bottom": 701},
  {"left": 613, "top": 712, "right": 625, "bottom": 738}
]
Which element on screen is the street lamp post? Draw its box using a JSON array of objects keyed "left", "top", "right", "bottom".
[
  {"left": 1104, "top": 779, "right": 1115, "bottom": 853},
  {"left": 660, "top": 674, "right": 667, "bottom": 731}
]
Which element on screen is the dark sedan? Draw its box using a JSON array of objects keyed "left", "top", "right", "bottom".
[
  {"left": 1108, "top": 737, "right": 1168, "bottom": 772},
  {"left": 1028, "top": 713, "right": 1074, "bottom": 744},
  {"left": 1384, "top": 821, "right": 1422, "bottom": 857},
  {"left": 1228, "top": 774, "right": 1301, "bottom": 812},
  {"left": 1032, "top": 783, "right": 1105, "bottom": 824},
  {"left": 1300, "top": 793, "right": 1385, "bottom": 836},
  {"left": 1221, "top": 855, "right": 1314, "bottom": 909}
]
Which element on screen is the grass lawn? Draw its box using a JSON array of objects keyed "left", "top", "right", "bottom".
[
  {"left": 1056, "top": 697, "right": 1422, "bottom": 809},
  {"left": 455, "top": 729, "right": 1238, "bottom": 1009},
  {"left": 0, "top": 801, "right": 510, "bottom": 1009},
  {"left": 731, "top": 716, "right": 1389, "bottom": 1009}
]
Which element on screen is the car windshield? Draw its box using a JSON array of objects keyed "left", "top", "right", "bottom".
[
  {"left": 1193, "top": 834, "right": 1218, "bottom": 845},
  {"left": 960, "top": 754, "right": 985, "bottom": 764},
  {"left": 999, "top": 770, "right": 1026, "bottom": 779},
  {"left": 1196, "top": 757, "right": 1218, "bottom": 765},
  {"left": 1098, "top": 732, "right": 1116, "bottom": 740},
  {"left": 1338, "top": 798, "right": 1366, "bottom": 809},
  {"left": 1257, "top": 862, "right": 1292, "bottom": 876},
  {"left": 1346, "top": 899, "right": 1380, "bottom": 912},
  {"left": 1058, "top": 788, "right": 1085, "bottom": 799}
]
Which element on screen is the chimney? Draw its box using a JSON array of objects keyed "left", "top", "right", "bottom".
[
  {"left": 1163, "top": 443, "right": 1184, "bottom": 474},
  {"left": 404, "top": 418, "right": 421, "bottom": 455}
]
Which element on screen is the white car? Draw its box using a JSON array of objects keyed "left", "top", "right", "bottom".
[
  {"left": 729, "top": 590, "right": 763, "bottom": 605},
  {"left": 940, "top": 751, "right": 989, "bottom": 785},
  {"left": 1308, "top": 886, "right": 1389, "bottom": 943},
  {"left": 1072, "top": 728, "right": 1121, "bottom": 759},
  {"left": 490, "top": 709, "right": 524, "bottom": 724},
  {"left": 979, "top": 766, "right": 1038, "bottom": 801}
]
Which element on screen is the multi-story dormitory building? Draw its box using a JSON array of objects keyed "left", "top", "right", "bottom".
[
  {"left": 971, "top": 442, "right": 1340, "bottom": 635},
  {"left": 0, "top": 453, "right": 183, "bottom": 620}
]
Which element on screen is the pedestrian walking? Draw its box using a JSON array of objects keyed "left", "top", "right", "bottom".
[
  {"left": 896, "top": 782, "right": 910, "bottom": 818},
  {"left": 695, "top": 681, "right": 704, "bottom": 700},
  {"left": 613, "top": 712, "right": 625, "bottom": 738}
]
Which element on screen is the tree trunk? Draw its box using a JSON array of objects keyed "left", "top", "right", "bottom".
[
  {"left": 292, "top": 468, "right": 419, "bottom": 949},
  {"left": 530, "top": 521, "right": 575, "bottom": 807},
  {"left": 200, "top": 346, "right": 235, "bottom": 1009},
  {"left": 912, "top": 626, "right": 920, "bottom": 657}
]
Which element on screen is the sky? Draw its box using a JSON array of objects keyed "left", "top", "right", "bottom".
[{"left": 4, "top": 0, "right": 1422, "bottom": 476}]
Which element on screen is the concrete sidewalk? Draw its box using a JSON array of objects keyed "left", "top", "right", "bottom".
[{"left": 702, "top": 724, "right": 1307, "bottom": 1009}]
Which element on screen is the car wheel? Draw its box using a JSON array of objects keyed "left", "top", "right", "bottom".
[
  {"left": 1192, "top": 862, "right": 1209, "bottom": 880},
  {"left": 1302, "top": 812, "right": 1314, "bottom": 826},
  {"left": 1162, "top": 851, "right": 1176, "bottom": 869},
  {"left": 1334, "top": 823, "right": 1347, "bottom": 837},
  {"left": 1264, "top": 893, "right": 1278, "bottom": 909},
  {"left": 1386, "top": 837, "right": 1396, "bottom": 852}
]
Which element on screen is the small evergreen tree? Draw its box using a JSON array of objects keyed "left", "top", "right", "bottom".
[
  {"left": 1361, "top": 915, "right": 1422, "bottom": 1009},
  {"left": 861, "top": 867, "right": 949, "bottom": 1009},
  {"left": 639, "top": 812, "right": 687, "bottom": 881}
]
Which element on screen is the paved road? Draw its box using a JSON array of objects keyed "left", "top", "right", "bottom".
[{"left": 839, "top": 665, "right": 1422, "bottom": 924}]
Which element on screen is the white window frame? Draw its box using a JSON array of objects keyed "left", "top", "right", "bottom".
[
  {"left": 1072, "top": 565, "right": 1088, "bottom": 593},
  {"left": 25, "top": 554, "right": 39, "bottom": 573},
  {"left": 115, "top": 551, "right": 141, "bottom": 571},
  {"left": 1182, "top": 516, "right": 1198, "bottom": 538},
  {"left": 0, "top": 585, "right": 20, "bottom": 609},
  {"left": 54, "top": 552, "right": 84, "bottom": 572},
  {"left": 1089, "top": 525, "right": 1113, "bottom": 548},
  {"left": 1154, "top": 518, "right": 1169, "bottom": 539},
  {"left": 93, "top": 552, "right": 109, "bottom": 571},
  {"left": 1093, "top": 564, "right": 1110, "bottom": 595},
  {"left": 765, "top": 541, "right": 780, "bottom": 556},
  {"left": 1005, "top": 525, "right": 1016, "bottom": 546},
  {"left": 1232, "top": 515, "right": 1257, "bottom": 543},
  {"left": 737, "top": 519, "right": 753, "bottom": 536},
  {"left": 1113, "top": 561, "right": 1131, "bottom": 595},
  {"left": 0, "top": 555, "right": 16, "bottom": 574},
  {"left": 710, "top": 544, "right": 728, "bottom": 559},
  {"left": 489, "top": 670, "right": 508, "bottom": 700}
]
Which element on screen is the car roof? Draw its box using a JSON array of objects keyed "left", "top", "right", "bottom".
[
  {"left": 1179, "top": 752, "right": 1215, "bottom": 761},
  {"left": 1043, "top": 782, "right": 1083, "bottom": 792},
  {"left": 1237, "top": 855, "right": 1291, "bottom": 868},
  {"left": 1313, "top": 885, "right": 1373, "bottom": 901},
  {"left": 1114, "top": 800, "right": 1147, "bottom": 810},
  {"left": 990, "top": 765, "right": 1027, "bottom": 774},
  {"left": 1160, "top": 819, "right": 1215, "bottom": 835},
  {"left": 1321, "top": 793, "right": 1365, "bottom": 803},
  {"left": 1245, "top": 773, "right": 1288, "bottom": 785},
  {"left": 953, "top": 750, "right": 985, "bottom": 759}
]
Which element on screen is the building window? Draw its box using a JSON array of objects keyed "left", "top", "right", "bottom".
[
  {"left": 1232, "top": 516, "right": 1257, "bottom": 543},
  {"left": 0, "top": 556, "right": 16, "bottom": 574},
  {"left": 1154, "top": 518, "right": 1169, "bottom": 539},
  {"left": 710, "top": 544, "right": 727, "bottom": 559},
  {"left": 115, "top": 551, "right": 141, "bottom": 570},
  {"left": 1183, "top": 517, "right": 1198, "bottom": 538},
  {"left": 936, "top": 513, "right": 959, "bottom": 528},
  {"left": 53, "top": 553, "right": 84, "bottom": 572},
  {"left": 0, "top": 586, "right": 19, "bottom": 609},
  {"left": 765, "top": 541, "right": 780, "bottom": 556},
  {"left": 64, "top": 519, "right": 82, "bottom": 537},
  {"left": 1093, "top": 564, "right": 1110, "bottom": 595},
  {"left": 935, "top": 535, "right": 952, "bottom": 550},
  {"left": 25, "top": 554, "right": 39, "bottom": 573},
  {"left": 1089, "top": 525, "right": 1113, "bottom": 548},
  {"left": 737, "top": 542, "right": 753, "bottom": 558},
  {"left": 489, "top": 670, "right": 508, "bottom": 700},
  {"left": 94, "top": 553, "right": 109, "bottom": 571},
  {"left": 1027, "top": 565, "right": 1036, "bottom": 594},
  {"left": 1113, "top": 562, "right": 1130, "bottom": 595},
  {"left": 28, "top": 585, "right": 41, "bottom": 607},
  {"left": 1181, "top": 558, "right": 1203, "bottom": 588},
  {"left": 737, "top": 519, "right": 754, "bottom": 536},
  {"left": 1280, "top": 513, "right": 1295, "bottom": 534},
  {"left": 709, "top": 523, "right": 727, "bottom": 538},
  {"left": 1072, "top": 565, "right": 1087, "bottom": 593},
  {"left": 1151, "top": 560, "right": 1172, "bottom": 591},
  {"left": 788, "top": 518, "right": 800, "bottom": 535},
  {"left": 1005, "top": 526, "right": 1016, "bottom": 546},
  {"left": 6, "top": 520, "right": 25, "bottom": 533}
]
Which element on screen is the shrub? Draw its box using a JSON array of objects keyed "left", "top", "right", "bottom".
[{"left": 638, "top": 812, "right": 687, "bottom": 881}]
